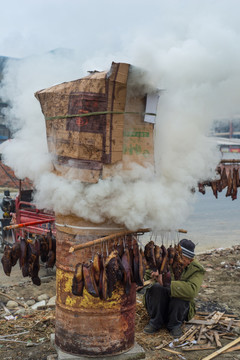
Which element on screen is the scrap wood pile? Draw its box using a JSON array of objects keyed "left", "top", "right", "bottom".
[
  {"left": 136, "top": 305, "right": 240, "bottom": 359},
  {"left": 173, "top": 311, "right": 240, "bottom": 353},
  {"left": 198, "top": 161, "right": 240, "bottom": 200},
  {"left": 1, "top": 231, "right": 56, "bottom": 286}
]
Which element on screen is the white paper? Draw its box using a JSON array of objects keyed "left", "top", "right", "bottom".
[{"left": 144, "top": 92, "right": 160, "bottom": 123}]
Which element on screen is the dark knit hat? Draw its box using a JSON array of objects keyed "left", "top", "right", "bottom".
[{"left": 179, "top": 239, "right": 195, "bottom": 259}]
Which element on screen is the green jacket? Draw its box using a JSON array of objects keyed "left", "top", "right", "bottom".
[{"left": 170, "top": 259, "right": 205, "bottom": 320}]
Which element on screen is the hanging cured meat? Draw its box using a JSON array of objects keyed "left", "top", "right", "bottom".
[
  {"left": 172, "top": 244, "right": 184, "bottom": 280},
  {"left": 221, "top": 167, "right": 228, "bottom": 189},
  {"left": 198, "top": 163, "right": 240, "bottom": 200},
  {"left": 99, "top": 256, "right": 108, "bottom": 300},
  {"left": 69, "top": 232, "right": 190, "bottom": 300},
  {"left": 83, "top": 263, "right": 99, "bottom": 298},
  {"left": 1, "top": 245, "right": 12, "bottom": 276},
  {"left": 46, "top": 232, "right": 56, "bottom": 269},
  {"left": 211, "top": 181, "right": 218, "bottom": 199},
  {"left": 144, "top": 240, "right": 156, "bottom": 270},
  {"left": 105, "top": 250, "right": 124, "bottom": 298},
  {"left": 121, "top": 248, "right": 132, "bottom": 295},
  {"left": 92, "top": 253, "right": 102, "bottom": 286},
  {"left": 226, "top": 168, "right": 233, "bottom": 197},
  {"left": 72, "top": 263, "right": 84, "bottom": 297},
  {"left": 232, "top": 168, "right": 238, "bottom": 200},
  {"left": 11, "top": 242, "right": 21, "bottom": 266},
  {"left": 1, "top": 232, "right": 57, "bottom": 285}
]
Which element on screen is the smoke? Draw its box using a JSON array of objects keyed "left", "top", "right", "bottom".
[{"left": 1, "top": 2, "right": 240, "bottom": 230}]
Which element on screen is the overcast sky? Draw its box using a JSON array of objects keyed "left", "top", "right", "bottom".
[{"left": 1, "top": 0, "right": 240, "bottom": 60}]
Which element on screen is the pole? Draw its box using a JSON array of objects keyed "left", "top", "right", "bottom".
[
  {"left": 69, "top": 228, "right": 188, "bottom": 253},
  {"left": 3, "top": 219, "right": 55, "bottom": 231}
]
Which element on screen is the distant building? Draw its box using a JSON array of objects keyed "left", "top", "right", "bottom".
[
  {"left": 211, "top": 118, "right": 240, "bottom": 139},
  {"left": 211, "top": 119, "right": 240, "bottom": 154}
]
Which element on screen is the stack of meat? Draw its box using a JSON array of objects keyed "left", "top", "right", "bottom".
[
  {"left": 72, "top": 237, "right": 185, "bottom": 300},
  {"left": 1, "top": 231, "right": 56, "bottom": 286},
  {"left": 198, "top": 165, "right": 240, "bottom": 200}
]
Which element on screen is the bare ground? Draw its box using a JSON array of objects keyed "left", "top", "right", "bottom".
[{"left": 0, "top": 245, "right": 239, "bottom": 360}]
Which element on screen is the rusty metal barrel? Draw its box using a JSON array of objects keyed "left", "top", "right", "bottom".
[{"left": 54, "top": 214, "right": 136, "bottom": 356}]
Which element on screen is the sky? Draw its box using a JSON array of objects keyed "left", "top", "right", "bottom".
[{"left": 0, "top": 0, "right": 240, "bottom": 233}]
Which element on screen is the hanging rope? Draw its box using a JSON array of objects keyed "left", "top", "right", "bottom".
[{"left": 45, "top": 110, "right": 157, "bottom": 121}]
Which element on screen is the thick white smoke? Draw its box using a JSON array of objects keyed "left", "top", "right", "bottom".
[{"left": 1, "top": 2, "right": 239, "bottom": 230}]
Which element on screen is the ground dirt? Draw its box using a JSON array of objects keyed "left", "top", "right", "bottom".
[{"left": 0, "top": 245, "right": 239, "bottom": 360}]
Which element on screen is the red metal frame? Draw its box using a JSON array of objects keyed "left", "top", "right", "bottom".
[{"left": 13, "top": 183, "right": 56, "bottom": 241}]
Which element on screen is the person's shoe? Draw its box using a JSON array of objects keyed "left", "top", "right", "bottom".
[
  {"left": 143, "top": 323, "right": 159, "bottom": 334},
  {"left": 170, "top": 326, "right": 183, "bottom": 338}
]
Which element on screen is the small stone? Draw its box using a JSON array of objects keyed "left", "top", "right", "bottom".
[
  {"left": 26, "top": 299, "right": 35, "bottom": 306},
  {"left": 6, "top": 300, "right": 18, "bottom": 309},
  {"left": 26, "top": 342, "right": 34, "bottom": 347},
  {"left": 47, "top": 296, "right": 56, "bottom": 306},
  {"left": 47, "top": 355, "right": 58, "bottom": 360},
  {"left": 37, "top": 294, "right": 49, "bottom": 301},
  {"left": 31, "top": 300, "right": 46, "bottom": 310}
]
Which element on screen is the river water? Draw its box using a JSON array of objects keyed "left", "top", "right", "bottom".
[{"left": 181, "top": 188, "right": 240, "bottom": 252}]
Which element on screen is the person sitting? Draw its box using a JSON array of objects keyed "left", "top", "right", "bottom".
[{"left": 143, "top": 238, "right": 205, "bottom": 337}]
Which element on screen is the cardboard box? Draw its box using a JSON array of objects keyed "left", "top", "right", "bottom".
[{"left": 35, "top": 62, "right": 158, "bottom": 183}]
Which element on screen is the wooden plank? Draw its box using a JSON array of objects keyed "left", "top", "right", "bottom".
[
  {"left": 162, "top": 348, "right": 182, "bottom": 355},
  {"left": 205, "top": 333, "right": 214, "bottom": 343},
  {"left": 224, "top": 344, "right": 240, "bottom": 353},
  {"left": 207, "top": 311, "right": 217, "bottom": 319},
  {"left": 177, "top": 326, "right": 197, "bottom": 343},
  {"left": 197, "top": 325, "right": 205, "bottom": 343},
  {"left": 211, "top": 311, "right": 225, "bottom": 323},
  {"left": 182, "top": 345, "right": 216, "bottom": 351},
  {"left": 188, "top": 319, "right": 215, "bottom": 325},
  {"left": 188, "top": 311, "right": 224, "bottom": 326},
  {"left": 186, "top": 328, "right": 199, "bottom": 342},
  {"left": 155, "top": 340, "right": 171, "bottom": 350},
  {"left": 36, "top": 304, "right": 55, "bottom": 310},
  {"left": 222, "top": 336, "right": 238, "bottom": 340},
  {"left": 201, "top": 337, "right": 240, "bottom": 360},
  {"left": 213, "top": 331, "right": 222, "bottom": 348},
  {"left": 218, "top": 332, "right": 236, "bottom": 337}
]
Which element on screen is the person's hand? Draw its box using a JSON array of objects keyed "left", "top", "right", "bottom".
[
  {"left": 151, "top": 270, "right": 163, "bottom": 285},
  {"left": 162, "top": 271, "right": 171, "bottom": 288},
  {"left": 151, "top": 270, "right": 159, "bottom": 279}
]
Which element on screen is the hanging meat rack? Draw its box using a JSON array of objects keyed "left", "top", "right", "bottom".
[
  {"left": 68, "top": 228, "right": 188, "bottom": 252},
  {"left": 198, "top": 159, "right": 240, "bottom": 200}
]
